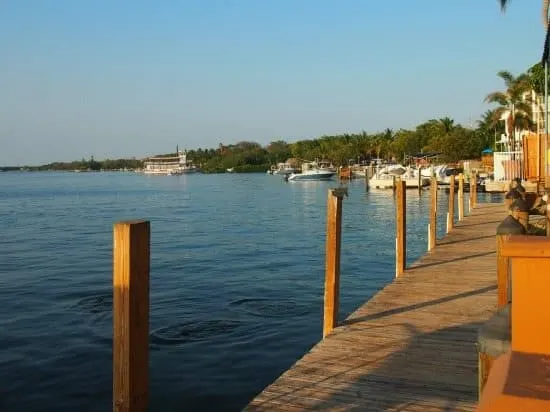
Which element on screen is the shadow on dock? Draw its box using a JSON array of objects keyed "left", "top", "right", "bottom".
[
  {"left": 342, "top": 284, "right": 496, "bottom": 326},
  {"left": 247, "top": 320, "right": 485, "bottom": 411},
  {"left": 408, "top": 251, "right": 494, "bottom": 270}
]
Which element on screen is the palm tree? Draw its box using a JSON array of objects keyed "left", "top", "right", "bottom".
[
  {"left": 485, "top": 70, "right": 533, "bottom": 150},
  {"left": 438, "top": 117, "right": 455, "bottom": 134}
]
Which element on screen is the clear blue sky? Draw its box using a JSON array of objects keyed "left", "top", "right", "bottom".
[{"left": 0, "top": 0, "right": 545, "bottom": 165}]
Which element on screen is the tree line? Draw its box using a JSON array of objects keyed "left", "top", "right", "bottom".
[{"left": 4, "top": 61, "right": 543, "bottom": 173}]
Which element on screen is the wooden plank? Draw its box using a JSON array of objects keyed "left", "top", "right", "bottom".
[{"left": 244, "top": 203, "right": 506, "bottom": 412}]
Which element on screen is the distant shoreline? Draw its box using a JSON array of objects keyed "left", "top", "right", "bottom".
[{"left": 0, "top": 168, "right": 267, "bottom": 174}]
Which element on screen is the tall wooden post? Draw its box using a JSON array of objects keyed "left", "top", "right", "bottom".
[
  {"left": 472, "top": 172, "right": 478, "bottom": 209},
  {"left": 323, "top": 188, "right": 347, "bottom": 338},
  {"left": 395, "top": 179, "right": 406, "bottom": 277},
  {"left": 447, "top": 175, "right": 455, "bottom": 233},
  {"left": 428, "top": 177, "right": 437, "bottom": 251},
  {"left": 458, "top": 173, "right": 465, "bottom": 221},
  {"left": 113, "top": 220, "right": 150, "bottom": 412},
  {"left": 418, "top": 167, "right": 422, "bottom": 195}
]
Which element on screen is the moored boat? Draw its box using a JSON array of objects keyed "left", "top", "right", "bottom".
[
  {"left": 143, "top": 147, "right": 199, "bottom": 175},
  {"left": 286, "top": 161, "right": 336, "bottom": 181},
  {"left": 268, "top": 162, "right": 299, "bottom": 176},
  {"left": 369, "top": 165, "right": 430, "bottom": 189}
]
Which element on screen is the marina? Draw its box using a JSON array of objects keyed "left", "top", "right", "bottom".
[
  {"left": 243, "top": 179, "right": 550, "bottom": 411},
  {"left": 2, "top": 165, "right": 550, "bottom": 411},
  {"left": 91, "top": 172, "right": 550, "bottom": 411},
  {"left": 4, "top": 2, "right": 550, "bottom": 411}
]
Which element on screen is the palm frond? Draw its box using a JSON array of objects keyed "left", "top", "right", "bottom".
[
  {"left": 497, "top": 70, "right": 515, "bottom": 88},
  {"left": 484, "top": 91, "right": 508, "bottom": 105}
]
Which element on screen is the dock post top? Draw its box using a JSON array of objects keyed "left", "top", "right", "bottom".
[
  {"left": 114, "top": 220, "right": 150, "bottom": 227},
  {"left": 509, "top": 198, "right": 530, "bottom": 212},
  {"left": 329, "top": 187, "right": 348, "bottom": 198},
  {"left": 496, "top": 216, "right": 525, "bottom": 235}
]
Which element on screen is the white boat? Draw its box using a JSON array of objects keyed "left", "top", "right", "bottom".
[
  {"left": 420, "top": 164, "right": 463, "bottom": 185},
  {"left": 286, "top": 161, "right": 336, "bottom": 181},
  {"left": 143, "top": 148, "right": 199, "bottom": 175},
  {"left": 226, "top": 167, "right": 235, "bottom": 173},
  {"left": 267, "top": 162, "right": 299, "bottom": 176},
  {"left": 369, "top": 165, "right": 430, "bottom": 189},
  {"left": 348, "top": 163, "right": 368, "bottom": 178}
]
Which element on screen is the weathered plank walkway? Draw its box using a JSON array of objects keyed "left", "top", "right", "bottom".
[{"left": 245, "top": 202, "right": 507, "bottom": 411}]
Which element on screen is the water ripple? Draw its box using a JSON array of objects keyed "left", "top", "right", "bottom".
[
  {"left": 151, "top": 319, "right": 243, "bottom": 346},
  {"left": 228, "top": 297, "right": 311, "bottom": 318}
]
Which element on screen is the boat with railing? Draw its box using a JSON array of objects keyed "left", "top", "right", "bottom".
[
  {"left": 142, "top": 147, "right": 199, "bottom": 175},
  {"left": 369, "top": 164, "right": 430, "bottom": 189},
  {"left": 286, "top": 160, "right": 336, "bottom": 181}
]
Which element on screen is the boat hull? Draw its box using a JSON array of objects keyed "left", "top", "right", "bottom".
[{"left": 287, "top": 172, "right": 336, "bottom": 181}]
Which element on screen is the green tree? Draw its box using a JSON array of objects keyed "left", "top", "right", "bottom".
[{"left": 484, "top": 70, "right": 533, "bottom": 149}]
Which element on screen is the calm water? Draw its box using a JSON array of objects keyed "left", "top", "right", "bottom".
[{"left": 0, "top": 172, "right": 501, "bottom": 411}]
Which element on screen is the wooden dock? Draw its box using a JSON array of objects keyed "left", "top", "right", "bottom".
[{"left": 245, "top": 202, "right": 507, "bottom": 412}]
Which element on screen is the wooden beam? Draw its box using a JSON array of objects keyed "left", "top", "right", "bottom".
[
  {"left": 395, "top": 179, "right": 406, "bottom": 277},
  {"left": 113, "top": 220, "right": 150, "bottom": 412},
  {"left": 447, "top": 175, "right": 455, "bottom": 233},
  {"left": 428, "top": 177, "right": 437, "bottom": 251},
  {"left": 458, "top": 173, "right": 464, "bottom": 221},
  {"left": 323, "top": 188, "right": 346, "bottom": 338}
]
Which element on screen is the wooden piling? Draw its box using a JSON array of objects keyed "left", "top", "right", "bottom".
[
  {"left": 323, "top": 188, "right": 347, "bottom": 338},
  {"left": 418, "top": 167, "right": 422, "bottom": 195},
  {"left": 395, "top": 179, "right": 406, "bottom": 277},
  {"left": 447, "top": 175, "right": 455, "bottom": 234},
  {"left": 113, "top": 220, "right": 150, "bottom": 412},
  {"left": 472, "top": 172, "right": 477, "bottom": 209},
  {"left": 458, "top": 173, "right": 464, "bottom": 221},
  {"left": 428, "top": 177, "right": 437, "bottom": 251}
]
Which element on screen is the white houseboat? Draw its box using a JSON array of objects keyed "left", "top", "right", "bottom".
[{"left": 143, "top": 147, "right": 199, "bottom": 175}]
